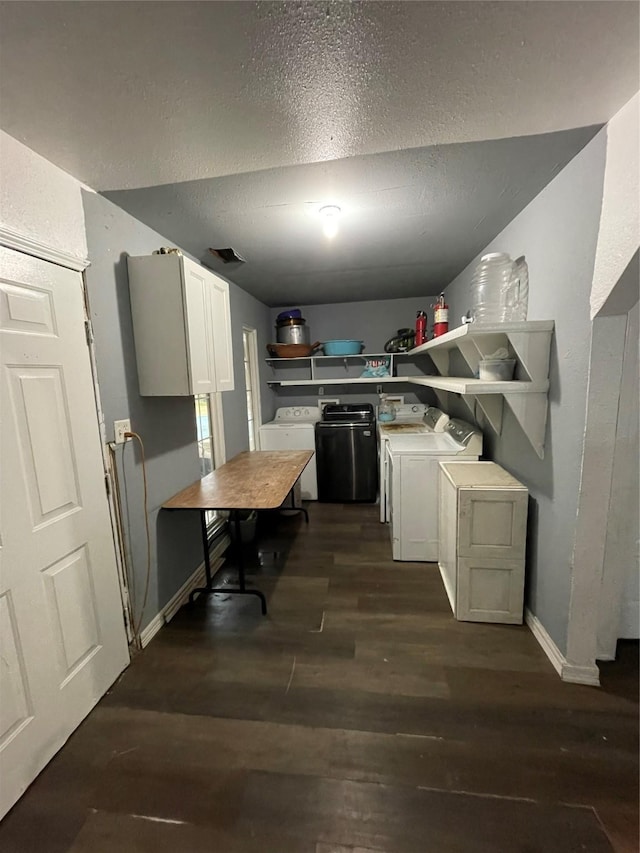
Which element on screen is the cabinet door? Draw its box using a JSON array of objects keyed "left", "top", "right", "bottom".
[
  {"left": 209, "top": 274, "right": 235, "bottom": 392},
  {"left": 182, "top": 261, "right": 216, "bottom": 395},
  {"left": 394, "top": 455, "right": 439, "bottom": 561},
  {"left": 456, "top": 556, "right": 525, "bottom": 623},
  {"left": 457, "top": 488, "right": 527, "bottom": 561}
]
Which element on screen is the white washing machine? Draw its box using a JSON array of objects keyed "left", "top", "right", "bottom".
[
  {"left": 259, "top": 406, "right": 320, "bottom": 500},
  {"left": 378, "top": 405, "right": 451, "bottom": 523},
  {"left": 387, "top": 419, "right": 482, "bottom": 562}
]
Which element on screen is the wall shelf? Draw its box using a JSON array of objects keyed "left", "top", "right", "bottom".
[
  {"left": 407, "top": 321, "right": 555, "bottom": 459},
  {"left": 265, "top": 351, "right": 415, "bottom": 385},
  {"left": 265, "top": 322, "right": 554, "bottom": 458},
  {"left": 408, "top": 376, "right": 549, "bottom": 395},
  {"left": 267, "top": 376, "right": 414, "bottom": 387}
]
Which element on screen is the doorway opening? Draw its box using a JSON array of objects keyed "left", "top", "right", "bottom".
[{"left": 242, "top": 327, "right": 262, "bottom": 450}]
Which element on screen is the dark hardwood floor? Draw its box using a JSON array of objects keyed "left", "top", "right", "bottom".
[{"left": 2, "top": 502, "right": 638, "bottom": 852}]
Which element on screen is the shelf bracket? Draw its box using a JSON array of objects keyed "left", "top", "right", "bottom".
[
  {"left": 460, "top": 394, "right": 476, "bottom": 421},
  {"left": 503, "top": 392, "right": 548, "bottom": 459},
  {"left": 457, "top": 339, "right": 482, "bottom": 376},
  {"left": 429, "top": 349, "right": 450, "bottom": 376},
  {"left": 506, "top": 331, "right": 552, "bottom": 382},
  {"left": 474, "top": 393, "right": 504, "bottom": 435},
  {"left": 432, "top": 389, "right": 451, "bottom": 411}
]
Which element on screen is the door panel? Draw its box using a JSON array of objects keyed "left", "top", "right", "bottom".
[
  {"left": 456, "top": 557, "right": 525, "bottom": 623},
  {"left": 209, "top": 274, "right": 235, "bottom": 392},
  {"left": 457, "top": 489, "right": 527, "bottom": 560},
  {"left": 182, "top": 261, "right": 215, "bottom": 394},
  {"left": 8, "top": 366, "right": 80, "bottom": 523},
  {"left": 0, "top": 247, "right": 129, "bottom": 818}
]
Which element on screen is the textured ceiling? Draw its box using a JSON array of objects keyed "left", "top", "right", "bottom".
[
  {"left": 0, "top": 1, "right": 637, "bottom": 190},
  {"left": 0, "top": 1, "right": 637, "bottom": 305},
  {"left": 105, "top": 127, "right": 600, "bottom": 305}
]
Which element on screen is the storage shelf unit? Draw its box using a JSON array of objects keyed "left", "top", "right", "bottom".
[
  {"left": 266, "top": 351, "right": 415, "bottom": 386},
  {"left": 408, "top": 321, "right": 554, "bottom": 459},
  {"left": 265, "top": 322, "right": 554, "bottom": 457},
  {"left": 267, "top": 376, "right": 413, "bottom": 387}
]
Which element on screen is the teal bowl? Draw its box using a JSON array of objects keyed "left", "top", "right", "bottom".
[{"left": 322, "top": 340, "right": 364, "bottom": 356}]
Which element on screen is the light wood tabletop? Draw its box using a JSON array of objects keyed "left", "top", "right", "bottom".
[{"left": 162, "top": 450, "right": 314, "bottom": 511}]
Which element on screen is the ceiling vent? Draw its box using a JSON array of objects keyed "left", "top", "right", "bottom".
[{"left": 208, "top": 247, "right": 246, "bottom": 264}]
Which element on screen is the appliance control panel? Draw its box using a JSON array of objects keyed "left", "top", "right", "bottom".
[
  {"left": 445, "top": 418, "right": 483, "bottom": 455},
  {"left": 388, "top": 403, "right": 428, "bottom": 419},
  {"left": 274, "top": 406, "right": 321, "bottom": 422},
  {"left": 424, "top": 406, "right": 450, "bottom": 432}
]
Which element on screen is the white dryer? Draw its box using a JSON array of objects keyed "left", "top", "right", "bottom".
[
  {"left": 378, "top": 405, "right": 450, "bottom": 523},
  {"left": 387, "top": 419, "right": 482, "bottom": 562},
  {"left": 259, "top": 406, "right": 320, "bottom": 500}
]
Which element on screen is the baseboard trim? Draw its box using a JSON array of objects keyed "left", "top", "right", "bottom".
[
  {"left": 524, "top": 608, "right": 600, "bottom": 687},
  {"left": 139, "top": 534, "right": 230, "bottom": 649},
  {"left": 525, "top": 608, "right": 564, "bottom": 677},
  {"left": 561, "top": 664, "right": 601, "bottom": 687}
]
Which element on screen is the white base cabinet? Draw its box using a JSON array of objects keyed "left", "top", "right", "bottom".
[
  {"left": 438, "top": 461, "right": 528, "bottom": 623},
  {"left": 127, "top": 254, "right": 235, "bottom": 396},
  {"left": 388, "top": 449, "right": 478, "bottom": 562}
]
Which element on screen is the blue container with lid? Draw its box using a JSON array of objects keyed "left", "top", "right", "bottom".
[{"left": 277, "top": 308, "right": 302, "bottom": 321}]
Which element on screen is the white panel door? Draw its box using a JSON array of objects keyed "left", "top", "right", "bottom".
[
  {"left": 208, "top": 274, "right": 235, "bottom": 392},
  {"left": 0, "top": 247, "right": 129, "bottom": 818},
  {"left": 182, "top": 259, "right": 216, "bottom": 395}
]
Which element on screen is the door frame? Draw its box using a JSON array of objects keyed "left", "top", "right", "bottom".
[
  {"left": 242, "top": 325, "right": 263, "bottom": 450},
  {"left": 0, "top": 227, "right": 134, "bottom": 644}
]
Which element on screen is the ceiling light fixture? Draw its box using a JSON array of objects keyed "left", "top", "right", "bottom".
[{"left": 319, "top": 205, "right": 341, "bottom": 239}]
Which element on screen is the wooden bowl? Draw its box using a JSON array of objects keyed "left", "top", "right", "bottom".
[{"left": 267, "top": 342, "right": 320, "bottom": 358}]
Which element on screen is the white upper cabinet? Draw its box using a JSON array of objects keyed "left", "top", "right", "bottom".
[
  {"left": 209, "top": 273, "right": 235, "bottom": 392},
  {"left": 127, "top": 254, "right": 235, "bottom": 396}
]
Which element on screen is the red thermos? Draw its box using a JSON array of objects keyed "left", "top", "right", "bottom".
[
  {"left": 415, "top": 310, "right": 427, "bottom": 346},
  {"left": 433, "top": 293, "right": 449, "bottom": 337}
]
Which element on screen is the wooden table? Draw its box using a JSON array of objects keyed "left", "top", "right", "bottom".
[{"left": 163, "top": 450, "right": 314, "bottom": 614}]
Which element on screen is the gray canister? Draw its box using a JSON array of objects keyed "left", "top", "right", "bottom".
[{"left": 276, "top": 318, "right": 310, "bottom": 345}]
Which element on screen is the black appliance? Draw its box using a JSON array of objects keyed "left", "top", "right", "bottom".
[{"left": 315, "top": 404, "right": 378, "bottom": 502}]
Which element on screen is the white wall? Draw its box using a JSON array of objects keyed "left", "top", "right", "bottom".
[
  {"left": 443, "top": 128, "right": 608, "bottom": 656},
  {"left": 603, "top": 303, "right": 639, "bottom": 642},
  {"left": 565, "top": 94, "right": 639, "bottom": 675},
  {"left": 0, "top": 131, "right": 89, "bottom": 261},
  {"left": 591, "top": 93, "right": 640, "bottom": 319}
]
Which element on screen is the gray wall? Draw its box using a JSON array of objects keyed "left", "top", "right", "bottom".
[
  {"left": 267, "top": 296, "right": 439, "bottom": 412},
  {"left": 83, "top": 191, "right": 271, "bottom": 632},
  {"left": 442, "top": 128, "right": 608, "bottom": 655}
]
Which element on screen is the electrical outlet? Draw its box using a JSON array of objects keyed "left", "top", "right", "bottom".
[
  {"left": 318, "top": 386, "right": 324, "bottom": 395},
  {"left": 114, "top": 419, "right": 131, "bottom": 444}
]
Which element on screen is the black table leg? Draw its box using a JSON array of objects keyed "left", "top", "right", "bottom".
[
  {"left": 189, "top": 509, "right": 267, "bottom": 614},
  {"left": 286, "top": 487, "right": 309, "bottom": 523},
  {"left": 201, "top": 510, "right": 213, "bottom": 587}
]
